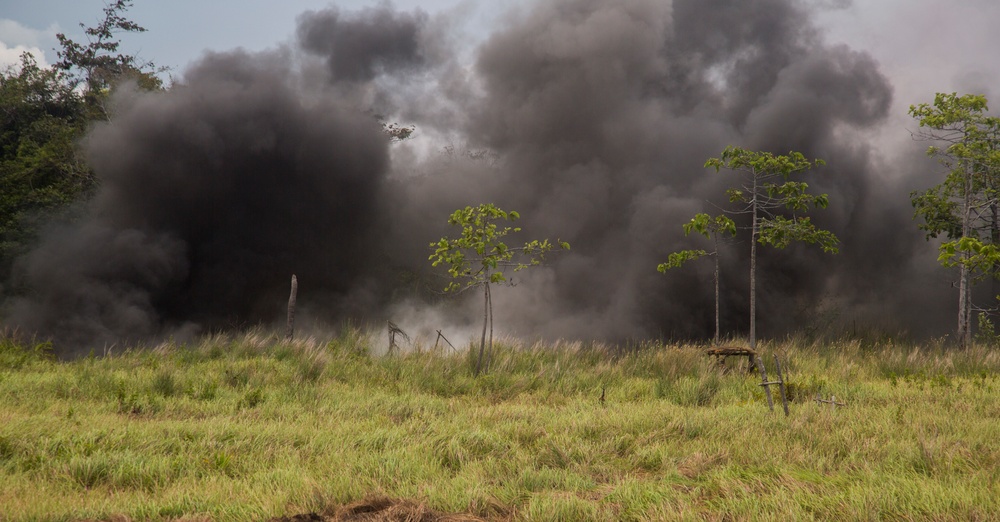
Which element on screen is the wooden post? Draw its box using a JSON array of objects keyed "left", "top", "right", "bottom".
[
  {"left": 773, "top": 354, "right": 789, "bottom": 416},
  {"left": 814, "top": 394, "right": 845, "bottom": 409},
  {"left": 388, "top": 321, "right": 396, "bottom": 355},
  {"left": 756, "top": 356, "right": 774, "bottom": 412},
  {"left": 439, "top": 330, "right": 456, "bottom": 353},
  {"left": 285, "top": 274, "right": 298, "bottom": 341}
]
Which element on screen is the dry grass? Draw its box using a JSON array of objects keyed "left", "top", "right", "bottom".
[{"left": 1, "top": 329, "right": 998, "bottom": 520}]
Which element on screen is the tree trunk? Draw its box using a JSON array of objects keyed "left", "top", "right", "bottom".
[
  {"left": 285, "top": 275, "right": 298, "bottom": 341},
  {"left": 750, "top": 173, "right": 759, "bottom": 350},
  {"left": 475, "top": 283, "right": 489, "bottom": 376},
  {"left": 713, "top": 234, "right": 720, "bottom": 346},
  {"left": 959, "top": 164, "right": 973, "bottom": 347},
  {"left": 486, "top": 283, "right": 494, "bottom": 372},
  {"left": 959, "top": 259, "right": 972, "bottom": 347},
  {"left": 992, "top": 201, "right": 999, "bottom": 318}
]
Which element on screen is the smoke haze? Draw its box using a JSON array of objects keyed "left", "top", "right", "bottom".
[{"left": 4, "top": 0, "right": 963, "bottom": 353}]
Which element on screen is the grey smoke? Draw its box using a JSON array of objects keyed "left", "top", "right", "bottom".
[
  {"left": 297, "top": 3, "right": 428, "bottom": 82},
  {"left": 3, "top": 0, "right": 960, "bottom": 353}
]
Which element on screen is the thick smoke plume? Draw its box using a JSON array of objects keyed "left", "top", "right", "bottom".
[
  {"left": 6, "top": 49, "right": 390, "bottom": 349},
  {"left": 4, "top": 0, "right": 957, "bottom": 354}
]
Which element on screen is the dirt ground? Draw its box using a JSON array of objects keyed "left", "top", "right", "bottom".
[{"left": 268, "top": 497, "right": 491, "bottom": 522}]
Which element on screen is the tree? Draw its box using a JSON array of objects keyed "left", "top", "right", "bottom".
[
  {"left": 658, "top": 213, "right": 736, "bottom": 345},
  {"left": 0, "top": 54, "right": 91, "bottom": 270},
  {"left": 0, "top": 1, "right": 160, "bottom": 277},
  {"left": 909, "top": 93, "right": 1000, "bottom": 347},
  {"left": 55, "top": 0, "right": 162, "bottom": 120},
  {"left": 705, "top": 146, "right": 839, "bottom": 349},
  {"left": 428, "top": 204, "right": 569, "bottom": 376}
]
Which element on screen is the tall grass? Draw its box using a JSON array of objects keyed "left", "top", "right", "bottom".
[{"left": 0, "top": 329, "right": 998, "bottom": 520}]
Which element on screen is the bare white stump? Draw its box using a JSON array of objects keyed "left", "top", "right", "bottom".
[{"left": 285, "top": 274, "right": 298, "bottom": 341}]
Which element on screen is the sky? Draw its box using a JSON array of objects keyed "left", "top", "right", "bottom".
[
  {"left": 3, "top": 0, "right": 998, "bottom": 157},
  {"left": 0, "top": 0, "right": 474, "bottom": 71}
]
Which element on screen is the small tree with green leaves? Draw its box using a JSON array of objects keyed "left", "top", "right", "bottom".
[
  {"left": 705, "top": 146, "right": 840, "bottom": 349},
  {"left": 909, "top": 93, "right": 1000, "bottom": 347},
  {"left": 429, "top": 204, "right": 568, "bottom": 376},
  {"left": 55, "top": 0, "right": 162, "bottom": 120},
  {"left": 658, "top": 213, "right": 736, "bottom": 345}
]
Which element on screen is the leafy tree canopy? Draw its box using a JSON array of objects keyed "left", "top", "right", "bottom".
[
  {"left": 0, "top": 0, "right": 158, "bottom": 274},
  {"left": 908, "top": 92, "right": 1000, "bottom": 346},
  {"left": 0, "top": 54, "right": 92, "bottom": 267},
  {"left": 657, "top": 213, "right": 735, "bottom": 272},
  {"left": 429, "top": 203, "right": 568, "bottom": 376},
  {"left": 429, "top": 203, "right": 568, "bottom": 293}
]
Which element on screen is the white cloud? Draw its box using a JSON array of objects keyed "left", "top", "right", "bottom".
[
  {"left": 0, "top": 19, "right": 59, "bottom": 47},
  {"left": 0, "top": 18, "right": 59, "bottom": 69},
  {"left": 0, "top": 42, "right": 49, "bottom": 70}
]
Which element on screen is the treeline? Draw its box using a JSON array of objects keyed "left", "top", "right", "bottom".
[{"left": 0, "top": 0, "right": 161, "bottom": 275}]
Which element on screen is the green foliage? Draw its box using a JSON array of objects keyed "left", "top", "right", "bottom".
[
  {"left": 0, "top": 1, "right": 160, "bottom": 276},
  {"left": 697, "top": 146, "right": 839, "bottom": 347},
  {"left": 705, "top": 146, "right": 825, "bottom": 177},
  {"left": 975, "top": 312, "right": 1000, "bottom": 345},
  {"left": 0, "top": 335, "right": 54, "bottom": 369},
  {"left": 429, "top": 203, "right": 568, "bottom": 375},
  {"left": 429, "top": 203, "right": 567, "bottom": 293},
  {"left": 659, "top": 213, "right": 737, "bottom": 342},
  {"left": 909, "top": 93, "right": 1000, "bottom": 345},
  {"left": 909, "top": 92, "right": 1000, "bottom": 250},
  {"left": 657, "top": 213, "right": 735, "bottom": 272},
  {"left": 757, "top": 216, "right": 840, "bottom": 252},
  {"left": 683, "top": 212, "right": 737, "bottom": 238},
  {"left": 657, "top": 249, "right": 708, "bottom": 271},
  {"left": 55, "top": 0, "right": 163, "bottom": 102},
  {"left": 911, "top": 185, "right": 962, "bottom": 239},
  {"left": 909, "top": 93, "right": 1000, "bottom": 239},
  {"left": 709, "top": 146, "right": 839, "bottom": 253},
  {"left": 0, "top": 54, "right": 94, "bottom": 266},
  {"left": 938, "top": 236, "right": 1000, "bottom": 276}
]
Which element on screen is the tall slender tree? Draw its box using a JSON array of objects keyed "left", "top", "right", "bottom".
[
  {"left": 705, "top": 147, "right": 839, "bottom": 349},
  {"left": 658, "top": 213, "right": 736, "bottom": 345},
  {"left": 910, "top": 93, "right": 1000, "bottom": 347},
  {"left": 429, "top": 204, "right": 568, "bottom": 376}
]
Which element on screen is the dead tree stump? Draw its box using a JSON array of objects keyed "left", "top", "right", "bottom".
[{"left": 285, "top": 275, "right": 298, "bottom": 341}]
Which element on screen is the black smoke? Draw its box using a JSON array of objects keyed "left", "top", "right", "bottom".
[
  {"left": 6, "top": 49, "right": 390, "bottom": 350},
  {"left": 3, "top": 0, "right": 957, "bottom": 353}
]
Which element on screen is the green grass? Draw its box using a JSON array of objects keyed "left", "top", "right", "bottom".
[{"left": 1, "top": 329, "right": 999, "bottom": 520}]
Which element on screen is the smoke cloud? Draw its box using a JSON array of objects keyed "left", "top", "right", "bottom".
[
  {"left": 3, "top": 0, "right": 960, "bottom": 353},
  {"left": 6, "top": 48, "right": 390, "bottom": 350},
  {"left": 297, "top": 4, "right": 428, "bottom": 82}
]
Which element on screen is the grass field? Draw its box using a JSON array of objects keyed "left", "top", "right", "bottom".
[{"left": 1, "top": 329, "right": 999, "bottom": 521}]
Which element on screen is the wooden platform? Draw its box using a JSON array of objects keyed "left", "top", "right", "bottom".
[{"left": 706, "top": 346, "right": 757, "bottom": 371}]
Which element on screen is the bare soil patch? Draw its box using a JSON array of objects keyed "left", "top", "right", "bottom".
[{"left": 269, "top": 497, "right": 489, "bottom": 522}]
